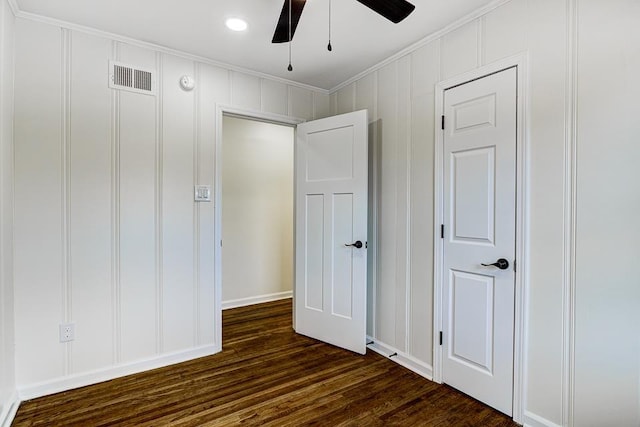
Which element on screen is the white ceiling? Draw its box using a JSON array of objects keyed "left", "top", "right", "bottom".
[{"left": 15, "top": 0, "right": 496, "bottom": 90}]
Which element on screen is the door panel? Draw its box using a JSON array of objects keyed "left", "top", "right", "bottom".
[
  {"left": 332, "top": 193, "right": 354, "bottom": 319},
  {"left": 304, "top": 194, "right": 324, "bottom": 312},
  {"left": 450, "top": 270, "right": 494, "bottom": 374},
  {"left": 295, "top": 110, "right": 368, "bottom": 354},
  {"left": 442, "top": 67, "right": 517, "bottom": 416},
  {"left": 452, "top": 147, "right": 495, "bottom": 243}
]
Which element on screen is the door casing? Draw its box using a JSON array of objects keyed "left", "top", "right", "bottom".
[
  {"left": 214, "top": 105, "right": 304, "bottom": 351},
  {"left": 433, "top": 53, "right": 529, "bottom": 424}
]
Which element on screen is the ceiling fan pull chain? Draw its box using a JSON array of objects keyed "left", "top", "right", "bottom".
[
  {"left": 327, "top": 0, "right": 332, "bottom": 51},
  {"left": 288, "top": 0, "right": 293, "bottom": 71}
]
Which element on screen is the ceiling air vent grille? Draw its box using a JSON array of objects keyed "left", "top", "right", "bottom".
[{"left": 109, "top": 61, "right": 156, "bottom": 96}]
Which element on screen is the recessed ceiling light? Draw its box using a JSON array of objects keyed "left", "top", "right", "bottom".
[{"left": 226, "top": 18, "right": 248, "bottom": 32}]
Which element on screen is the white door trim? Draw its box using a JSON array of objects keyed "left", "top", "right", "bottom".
[
  {"left": 432, "top": 53, "right": 529, "bottom": 424},
  {"left": 213, "top": 105, "right": 305, "bottom": 351}
]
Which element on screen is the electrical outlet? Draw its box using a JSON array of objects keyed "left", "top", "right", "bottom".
[{"left": 59, "top": 323, "right": 75, "bottom": 343}]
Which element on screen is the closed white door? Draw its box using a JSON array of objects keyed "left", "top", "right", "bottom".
[
  {"left": 442, "top": 67, "right": 517, "bottom": 415},
  {"left": 295, "top": 110, "right": 368, "bottom": 354}
]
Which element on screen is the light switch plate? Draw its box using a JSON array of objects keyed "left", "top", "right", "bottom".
[{"left": 194, "top": 185, "right": 212, "bottom": 202}]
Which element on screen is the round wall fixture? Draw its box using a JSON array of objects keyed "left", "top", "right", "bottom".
[{"left": 180, "top": 75, "right": 195, "bottom": 91}]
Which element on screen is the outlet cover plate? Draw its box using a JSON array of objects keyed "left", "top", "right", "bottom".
[{"left": 59, "top": 323, "right": 75, "bottom": 343}]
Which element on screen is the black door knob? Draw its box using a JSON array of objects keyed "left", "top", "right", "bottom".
[
  {"left": 481, "top": 258, "right": 510, "bottom": 270},
  {"left": 345, "top": 240, "right": 363, "bottom": 249}
]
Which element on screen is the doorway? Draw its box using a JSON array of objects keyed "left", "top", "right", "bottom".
[
  {"left": 433, "top": 56, "right": 528, "bottom": 423},
  {"left": 220, "top": 115, "right": 295, "bottom": 311},
  {"left": 214, "top": 107, "right": 369, "bottom": 356}
]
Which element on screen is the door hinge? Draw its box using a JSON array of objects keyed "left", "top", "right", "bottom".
[
  {"left": 514, "top": 259, "right": 516, "bottom": 272},
  {"left": 366, "top": 241, "right": 368, "bottom": 249},
  {"left": 440, "top": 224, "right": 445, "bottom": 239},
  {"left": 441, "top": 115, "right": 445, "bottom": 130},
  {"left": 439, "top": 331, "right": 443, "bottom": 346}
]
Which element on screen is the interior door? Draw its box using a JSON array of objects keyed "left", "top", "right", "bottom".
[
  {"left": 295, "top": 110, "right": 368, "bottom": 354},
  {"left": 442, "top": 67, "right": 517, "bottom": 415}
]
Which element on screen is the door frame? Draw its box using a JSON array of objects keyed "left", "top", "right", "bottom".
[
  {"left": 432, "top": 53, "right": 529, "bottom": 424},
  {"left": 213, "top": 105, "right": 305, "bottom": 352}
]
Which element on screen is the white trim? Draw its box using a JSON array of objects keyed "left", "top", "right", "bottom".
[
  {"left": 524, "top": 411, "right": 563, "bottom": 427},
  {"left": 214, "top": 105, "right": 304, "bottom": 350},
  {"left": 366, "top": 336, "right": 433, "bottom": 381},
  {"left": 0, "top": 391, "right": 20, "bottom": 427},
  {"left": 433, "top": 53, "right": 529, "bottom": 424},
  {"left": 369, "top": 72, "right": 378, "bottom": 339},
  {"left": 329, "top": 0, "right": 513, "bottom": 93},
  {"left": 12, "top": 11, "right": 328, "bottom": 95},
  {"left": 4, "top": 0, "right": 18, "bottom": 16},
  {"left": 222, "top": 292, "right": 293, "bottom": 310},
  {"left": 562, "top": 1, "right": 578, "bottom": 426},
  {"left": 8, "top": 0, "right": 515, "bottom": 95},
  {"left": 17, "top": 345, "right": 218, "bottom": 401}
]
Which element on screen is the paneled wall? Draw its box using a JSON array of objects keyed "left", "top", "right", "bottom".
[
  {"left": 0, "top": 0, "right": 16, "bottom": 421},
  {"left": 573, "top": 1, "right": 640, "bottom": 425},
  {"left": 8, "top": 0, "right": 640, "bottom": 425},
  {"left": 333, "top": 0, "right": 640, "bottom": 425},
  {"left": 12, "top": 17, "right": 330, "bottom": 392},
  {"left": 333, "top": 1, "right": 567, "bottom": 424}
]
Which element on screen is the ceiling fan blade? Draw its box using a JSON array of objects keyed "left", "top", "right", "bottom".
[
  {"left": 355, "top": 0, "right": 416, "bottom": 23},
  {"left": 272, "top": 0, "right": 307, "bottom": 43}
]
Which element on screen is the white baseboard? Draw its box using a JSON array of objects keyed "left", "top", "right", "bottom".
[
  {"left": 0, "top": 390, "right": 20, "bottom": 427},
  {"left": 366, "top": 335, "right": 433, "bottom": 381},
  {"left": 18, "top": 344, "right": 219, "bottom": 401},
  {"left": 222, "top": 291, "right": 292, "bottom": 310},
  {"left": 523, "top": 411, "right": 562, "bottom": 427}
]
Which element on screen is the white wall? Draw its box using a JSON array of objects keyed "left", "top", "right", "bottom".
[
  {"left": 0, "top": 0, "right": 16, "bottom": 422},
  {"left": 331, "top": 0, "right": 640, "bottom": 425},
  {"left": 333, "top": 1, "right": 567, "bottom": 423},
  {"left": 573, "top": 1, "right": 640, "bottom": 425},
  {"left": 12, "top": 16, "right": 330, "bottom": 395},
  {"left": 8, "top": 1, "right": 640, "bottom": 425},
  {"left": 221, "top": 116, "right": 294, "bottom": 305}
]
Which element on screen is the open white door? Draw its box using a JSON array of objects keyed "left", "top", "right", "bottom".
[
  {"left": 295, "top": 110, "right": 368, "bottom": 354},
  {"left": 442, "top": 67, "right": 517, "bottom": 415}
]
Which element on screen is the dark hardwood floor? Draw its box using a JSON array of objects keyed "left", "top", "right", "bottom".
[{"left": 13, "top": 299, "right": 517, "bottom": 426}]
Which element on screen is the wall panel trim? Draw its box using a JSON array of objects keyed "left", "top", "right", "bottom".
[
  {"left": 193, "top": 61, "right": 200, "bottom": 346},
  {"left": 155, "top": 51, "right": 164, "bottom": 354},
  {"left": 111, "top": 41, "right": 121, "bottom": 364},
  {"left": 562, "top": 0, "right": 578, "bottom": 425},
  {"left": 61, "top": 27, "right": 72, "bottom": 376}
]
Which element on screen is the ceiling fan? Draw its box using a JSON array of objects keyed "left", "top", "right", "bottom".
[{"left": 271, "top": 0, "right": 416, "bottom": 44}]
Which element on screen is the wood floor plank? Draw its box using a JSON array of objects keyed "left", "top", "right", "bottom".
[{"left": 12, "top": 299, "right": 517, "bottom": 426}]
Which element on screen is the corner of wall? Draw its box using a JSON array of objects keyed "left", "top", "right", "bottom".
[{"left": 0, "top": 0, "right": 18, "bottom": 425}]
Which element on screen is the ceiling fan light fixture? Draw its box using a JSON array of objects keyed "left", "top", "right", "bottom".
[{"left": 225, "top": 18, "right": 248, "bottom": 32}]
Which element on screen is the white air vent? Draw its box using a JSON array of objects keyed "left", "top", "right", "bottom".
[{"left": 109, "top": 61, "right": 156, "bottom": 95}]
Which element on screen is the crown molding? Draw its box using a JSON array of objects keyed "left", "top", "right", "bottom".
[
  {"left": 9, "top": 0, "right": 516, "bottom": 97},
  {"left": 329, "top": 0, "right": 513, "bottom": 93},
  {"left": 12, "top": 9, "right": 330, "bottom": 95}
]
